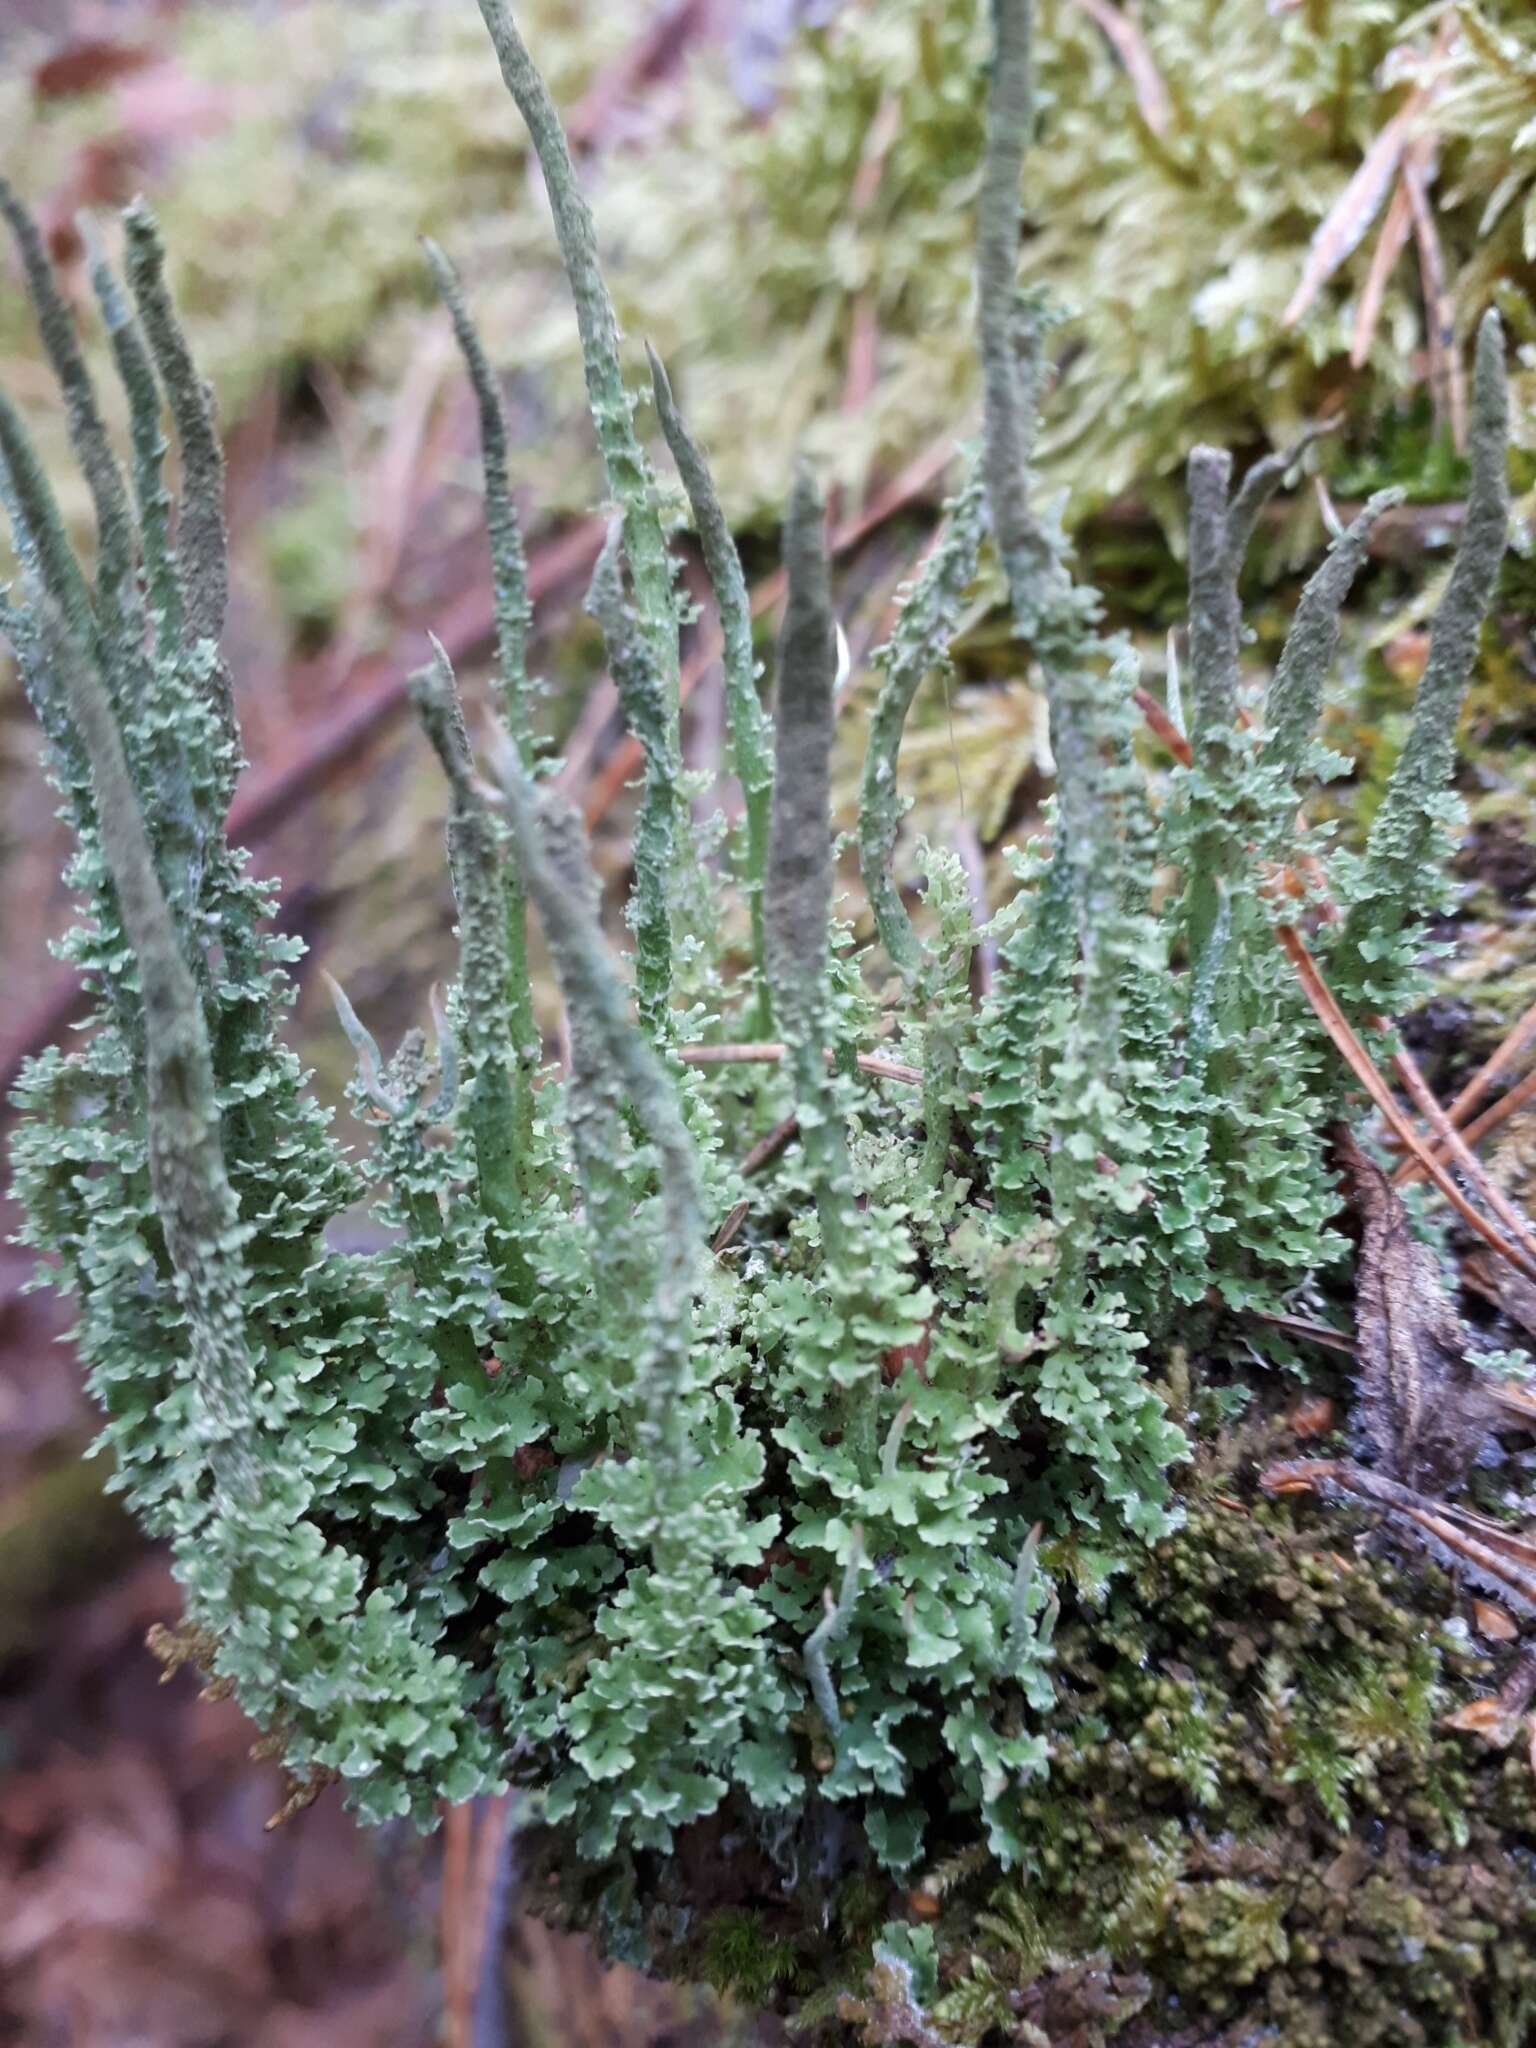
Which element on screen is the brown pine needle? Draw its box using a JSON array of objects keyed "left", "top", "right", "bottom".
[
  {"left": 1455, "top": 1063, "right": 1536, "bottom": 1160},
  {"left": 1395, "top": 996, "right": 1536, "bottom": 1185},
  {"left": 1351, "top": 174, "right": 1415, "bottom": 368},
  {"left": 1450, "top": 996, "right": 1536, "bottom": 1129},
  {"left": 1070, "top": 0, "right": 1172, "bottom": 136},
  {"left": 1133, "top": 684, "right": 1192, "bottom": 765},
  {"left": 1389, "top": 1040, "right": 1536, "bottom": 1269},
  {"left": 1275, "top": 925, "right": 1536, "bottom": 1285},
  {"left": 1248, "top": 1307, "right": 1355, "bottom": 1355},
  {"left": 1283, "top": 13, "right": 1454, "bottom": 332},
  {"left": 741, "top": 1112, "right": 800, "bottom": 1177},
  {"left": 1283, "top": 105, "right": 1416, "bottom": 329},
  {"left": 1402, "top": 137, "right": 1467, "bottom": 453},
  {"left": 712, "top": 1198, "right": 752, "bottom": 1252}
]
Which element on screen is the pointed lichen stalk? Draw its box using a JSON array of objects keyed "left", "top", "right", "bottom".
[
  {"left": 803, "top": 1525, "right": 865, "bottom": 1744},
  {"left": 408, "top": 639, "right": 526, "bottom": 1247},
  {"left": 422, "top": 240, "right": 534, "bottom": 754},
  {"left": 81, "top": 218, "right": 181, "bottom": 654},
  {"left": 422, "top": 238, "right": 541, "bottom": 1128},
  {"left": 1186, "top": 425, "right": 1332, "bottom": 741},
  {"left": 974, "top": 0, "right": 1139, "bottom": 1055},
  {"left": 537, "top": 802, "right": 643, "bottom": 1329},
  {"left": 40, "top": 603, "right": 258, "bottom": 1505},
  {"left": 859, "top": 459, "right": 987, "bottom": 984},
  {"left": 0, "top": 176, "right": 137, "bottom": 628},
  {"left": 1331, "top": 310, "right": 1509, "bottom": 1015},
  {"left": 975, "top": 0, "right": 1046, "bottom": 600},
  {"left": 0, "top": 385, "right": 86, "bottom": 616},
  {"left": 583, "top": 521, "right": 678, "bottom": 1034},
  {"left": 1180, "top": 424, "right": 1334, "bottom": 960},
  {"left": 486, "top": 729, "right": 701, "bottom": 1476},
  {"left": 1262, "top": 486, "right": 1404, "bottom": 799},
  {"left": 763, "top": 466, "right": 908, "bottom": 1478},
  {"left": 122, "top": 201, "right": 231, "bottom": 661},
  {"left": 475, "top": 0, "right": 681, "bottom": 749},
  {"left": 649, "top": 343, "right": 775, "bottom": 1029},
  {"left": 765, "top": 467, "right": 851, "bottom": 1257}
]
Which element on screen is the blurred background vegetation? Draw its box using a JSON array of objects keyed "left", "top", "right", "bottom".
[{"left": 2, "top": 0, "right": 1535, "bottom": 2039}]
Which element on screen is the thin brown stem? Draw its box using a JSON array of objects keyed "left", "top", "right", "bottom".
[
  {"left": 675, "top": 1042, "right": 923, "bottom": 1086},
  {"left": 1394, "top": 995, "right": 1536, "bottom": 1183},
  {"left": 1390, "top": 1041, "right": 1536, "bottom": 1270},
  {"left": 1275, "top": 925, "right": 1536, "bottom": 1286}
]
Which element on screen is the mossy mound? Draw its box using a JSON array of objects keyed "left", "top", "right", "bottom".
[{"left": 513, "top": 1439, "right": 1536, "bottom": 2047}]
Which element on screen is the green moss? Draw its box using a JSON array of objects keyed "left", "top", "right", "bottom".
[
  {"left": 913, "top": 1479, "right": 1536, "bottom": 2047},
  {"left": 698, "top": 1911, "right": 809, "bottom": 2005}
]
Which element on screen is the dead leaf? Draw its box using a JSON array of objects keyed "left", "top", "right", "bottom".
[
  {"left": 882, "top": 1322, "right": 932, "bottom": 1385},
  {"left": 32, "top": 39, "right": 154, "bottom": 100},
  {"left": 1323, "top": 1842, "right": 1371, "bottom": 1892},
  {"left": 1337, "top": 1128, "right": 1479, "bottom": 1491},
  {"left": 1473, "top": 1597, "right": 1519, "bottom": 1642},
  {"left": 1489, "top": 1377, "right": 1536, "bottom": 1431},
  {"left": 1289, "top": 1395, "right": 1337, "bottom": 1439},
  {"left": 1443, "top": 1696, "right": 1519, "bottom": 1745}
]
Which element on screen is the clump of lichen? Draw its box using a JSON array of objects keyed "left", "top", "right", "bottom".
[
  {"left": 517, "top": 1445, "right": 1536, "bottom": 2047},
  {"left": 2, "top": 1, "right": 1534, "bottom": 2037}
]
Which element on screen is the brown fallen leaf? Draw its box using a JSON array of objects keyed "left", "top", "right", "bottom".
[
  {"left": 1289, "top": 1395, "right": 1337, "bottom": 1439},
  {"left": 1323, "top": 1842, "right": 1372, "bottom": 1893},
  {"left": 1473, "top": 1597, "right": 1519, "bottom": 1642},
  {"left": 1442, "top": 1696, "right": 1519, "bottom": 1745},
  {"left": 32, "top": 38, "right": 154, "bottom": 100},
  {"left": 1337, "top": 1128, "right": 1481, "bottom": 1491}
]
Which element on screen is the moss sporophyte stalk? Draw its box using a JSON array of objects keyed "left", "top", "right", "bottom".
[{"left": 3, "top": 0, "right": 1532, "bottom": 2036}]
